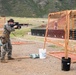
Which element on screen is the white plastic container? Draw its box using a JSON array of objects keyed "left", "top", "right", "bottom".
[{"left": 39, "top": 49, "right": 46, "bottom": 59}]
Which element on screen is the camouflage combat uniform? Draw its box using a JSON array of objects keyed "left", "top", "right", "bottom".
[
  {"left": 0, "top": 46, "right": 1, "bottom": 57},
  {"left": 1, "top": 23, "right": 15, "bottom": 60}
]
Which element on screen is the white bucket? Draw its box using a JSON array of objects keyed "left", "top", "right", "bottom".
[{"left": 39, "top": 49, "right": 46, "bottom": 59}]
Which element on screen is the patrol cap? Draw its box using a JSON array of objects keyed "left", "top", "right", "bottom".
[{"left": 8, "top": 19, "right": 14, "bottom": 23}]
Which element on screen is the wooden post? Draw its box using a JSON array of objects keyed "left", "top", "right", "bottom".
[
  {"left": 72, "top": 18, "right": 74, "bottom": 39},
  {"left": 44, "top": 15, "right": 50, "bottom": 49},
  {"left": 65, "top": 10, "right": 70, "bottom": 59}
]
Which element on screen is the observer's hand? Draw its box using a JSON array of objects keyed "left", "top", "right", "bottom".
[{"left": 14, "top": 26, "right": 17, "bottom": 29}]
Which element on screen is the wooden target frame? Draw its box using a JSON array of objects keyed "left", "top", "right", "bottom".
[{"left": 44, "top": 10, "right": 76, "bottom": 59}]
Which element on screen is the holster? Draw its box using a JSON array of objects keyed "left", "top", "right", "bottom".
[{"left": 0, "top": 36, "right": 7, "bottom": 44}]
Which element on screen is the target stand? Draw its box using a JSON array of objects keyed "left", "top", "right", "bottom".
[{"left": 44, "top": 10, "right": 76, "bottom": 71}]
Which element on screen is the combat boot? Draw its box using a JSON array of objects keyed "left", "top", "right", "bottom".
[
  {"left": 8, "top": 57, "right": 14, "bottom": 60},
  {"left": 1, "top": 60, "right": 8, "bottom": 63}
]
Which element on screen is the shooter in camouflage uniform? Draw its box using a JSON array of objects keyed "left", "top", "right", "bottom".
[{"left": 1, "top": 19, "right": 17, "bottom": 63}]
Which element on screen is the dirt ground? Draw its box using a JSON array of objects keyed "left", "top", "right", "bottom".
[{"left": 0, "top": 38, "right": 76, "bottom": 75}]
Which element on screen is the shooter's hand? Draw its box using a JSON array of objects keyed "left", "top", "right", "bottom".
[{"left": 14, "top": 26, "right": 17, "bottom": 29}]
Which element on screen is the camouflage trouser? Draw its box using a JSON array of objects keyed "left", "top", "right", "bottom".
[
  {"left": 1, "top": 39, "right": 12, "bottom": 60},
  {"left": 0, "top": 46, "right": 1, "bottom": 57}
]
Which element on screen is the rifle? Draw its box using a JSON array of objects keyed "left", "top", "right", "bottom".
[{"left": 10, "top": 22, "right": 21, "bottom": 29}]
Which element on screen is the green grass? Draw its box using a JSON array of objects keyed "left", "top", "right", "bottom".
[{"left": 10, "top": 27, "right": 31, "bottom": 38}]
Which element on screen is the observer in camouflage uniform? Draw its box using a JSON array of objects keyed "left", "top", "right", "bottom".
[{"left": 1, "top": 19, "right": 16, "bottom": 61}]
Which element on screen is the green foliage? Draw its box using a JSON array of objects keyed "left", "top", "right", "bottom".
[
  {"left": 0, "top": 0, "right": 76, "bottom": 17},
  {"left": 57, "top": 0, "right": 76, "bottom": 10}
]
